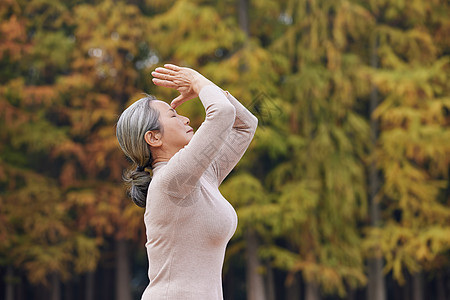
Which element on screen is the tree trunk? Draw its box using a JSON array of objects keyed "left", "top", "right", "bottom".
[
  {"left": 367, "top": 33, "right": 386, "bottom": 300},
  {"left": 5, "top": 266, "right": 14, "bottom": 300},
  {"left": 436, "top": 271, "right": 446, "bottom": 300},
  {"left": 238, "top": 0, "right": 249, "bottom": 37},
  {"left": 64, "top": 279, "right": 73, "bottom": 300},
  {"left": 305, "top": 281, "right": 320, "bottom": 300},
  {"left": 223, "top": 268, "right": 235, "bottom": 300},
  {"left": 115, "top": 239, "right": 132, "bottom": 300},
  {"left": 346, "top": 288, "right": 355, "bottom": 300},
  {"left": 85, "top": 271, "right": 95, "bottom": 300},
  {"left": 393, "top": 278, "right": 402, "bottom": 300},
  {"left": 367, "top": 258, "right": 385, "bottom": 300},
  {"left": 35, "top": 284, "right": 49, "bottom": 300},
  {"left": 285, "top": 273, "right": 301, "bottom": 300},
  {"left": 265, "top": 262, "right": 276, "bottom": 300},
  {"left": 404, "top": 271, "right": 412, "bottom": 300},
  {"left": 50, "top": 272, "right": 61, "bottom": 300},
  {"left": 17, "top": 275, "right": 24, "bottom": 300},
  {"left": 412, "top": 272, "right": 424, "bottom": 300},
  {"left": 245, "top": 229, "right": 266, "bottom": 300}
]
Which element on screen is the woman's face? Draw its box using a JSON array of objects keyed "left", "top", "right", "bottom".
[{"left": 151, "top": 100, "right": 193, "bottom": 151}]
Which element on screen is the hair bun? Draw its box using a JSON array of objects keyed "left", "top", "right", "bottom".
[{"left": 123, "top": 168, "right": 151, "bottom": 208}]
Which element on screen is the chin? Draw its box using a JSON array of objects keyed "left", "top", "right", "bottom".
[{"left": 183, "top": 138, "right": 192, "bottom": 146}]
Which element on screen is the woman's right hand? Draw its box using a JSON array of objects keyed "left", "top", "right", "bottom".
[{"left": 151, "top": 64, "right": 214, "bottom": 109}]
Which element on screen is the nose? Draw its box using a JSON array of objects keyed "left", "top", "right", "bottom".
[{"left": 183, "top": 116, "right": 190, "bottom": 125}]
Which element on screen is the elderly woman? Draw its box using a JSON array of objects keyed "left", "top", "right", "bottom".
[{"left": 116, "top": 64, "right": 258, "bottom": 299}]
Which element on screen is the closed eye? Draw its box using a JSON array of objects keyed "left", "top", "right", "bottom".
[{"left": 168, "top": 108, "right": 178, "bottom": 117}]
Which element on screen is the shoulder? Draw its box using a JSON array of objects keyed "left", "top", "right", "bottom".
[{"left": 150, "top": 155, "right": 203, "bottom": 199}]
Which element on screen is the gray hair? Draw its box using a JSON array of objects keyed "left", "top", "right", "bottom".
[{"left": 116, "top": 95, "right": 161, "bottom": 207}]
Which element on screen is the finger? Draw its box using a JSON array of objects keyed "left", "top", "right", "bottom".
[
  {"left": 151, "top": 71, "right": 176, "bottom": 81},
  {"left": 153, "top": 67, "right": 175, "bottom": 76},
  {"left": 164, "top": 64, "right": 182, "bottom": 71},
  {"left": 152, "top": 78, "right": 178, "bottom": 89},
  {"left": 170, "top": 94, "right": 186, "bottom": 109}
]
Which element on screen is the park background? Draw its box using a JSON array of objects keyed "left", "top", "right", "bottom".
[{"left": 0, "top": 0, "right": 449, "bottom": 299}]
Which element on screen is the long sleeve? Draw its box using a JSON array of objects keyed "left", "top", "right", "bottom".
[
  {"left": 206, "top": 91, "right": 258, "bottom": 185},
  {"left": 157, "top": 85, "right": 236, "bottom": 200}
]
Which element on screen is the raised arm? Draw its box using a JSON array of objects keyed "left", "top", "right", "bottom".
[
  {"left": 151, "top": 65, "right": 236, "bottom": 199},
  {"left": 206, "top": 91, "right": 258, "bottom": 185}
]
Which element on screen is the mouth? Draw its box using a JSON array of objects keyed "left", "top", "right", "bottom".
[{"left": 187, "top": 128, "right": 194, "bottom": 133}]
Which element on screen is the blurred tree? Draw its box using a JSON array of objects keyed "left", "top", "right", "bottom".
[
  {"left": 0, "top": 1, "right": 97, "bottom": 298},
  {"left": 0, "top": 79, "right": 100, "bottom": 298},
  {"left": 362, "top": 1, "right": 450, "bottom": 300},
  {"left": 0, "top": 0, "right": 151, "bottom": 299},
  {"left": 251, "top": 0, "right": 374, "bottom": 298},
  {"left": 55, "top": 1, "right": 153, "bottom": 299},
  {"left": 19, "top": 0, "right": 75, "bottom": 85},
  {"left": 0, "top": 0, "right": 30, "bottom": 82}
]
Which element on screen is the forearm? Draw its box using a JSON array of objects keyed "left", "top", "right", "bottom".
[
  {"left": 224, "top": 91, "right": 258, "bottom": 132},
  {"left": 199, "top": 85, "right": 236, "bottom": 122},
  {"left": 208, "top": 91, "right": 258, "bottom": 185}
]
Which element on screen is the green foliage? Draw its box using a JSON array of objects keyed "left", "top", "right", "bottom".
[
  {"left": 247, "top": 0, "right": 373, "bottom": 295},
  {"left": 362, "top": 0, "right": 450, "bottom": 284},
  {"left": 29, "top": 31, "right": 75, "bottom": 83},
  {"left": 0, "top": 167, "right": 99, "bottom": 284},
  {"left": 147, "top": 0, "right": 246, "bottom": 65},
  {"left": 0, "top": 0, "right": 449, "bottom": 296},
  {"left": 0, "top": 0, "right": 148, "bottom": 285}
]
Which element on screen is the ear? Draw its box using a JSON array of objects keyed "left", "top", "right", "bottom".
[{"left": 144, "top": 130, "right": 162, "bottom": 148}]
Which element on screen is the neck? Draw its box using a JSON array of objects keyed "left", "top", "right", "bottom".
[{"left": 150, "top": 146, "right": 181, "bottom": 166}]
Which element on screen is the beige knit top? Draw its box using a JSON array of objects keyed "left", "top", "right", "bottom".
[{"left": 141, "top": 85, "right": 258, "bottom": 300}]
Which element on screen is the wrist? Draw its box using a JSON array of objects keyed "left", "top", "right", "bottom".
[{"left": 193, "top": 77, "right": 214, "bottom": 95}]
